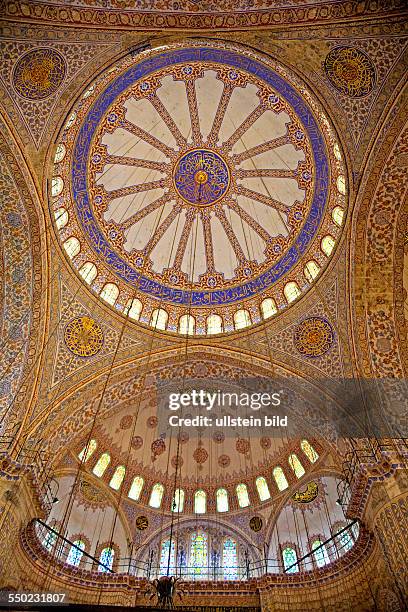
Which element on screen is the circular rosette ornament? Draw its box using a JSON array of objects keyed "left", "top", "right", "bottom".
[
  {"left": 193, "top": 447, "right": 209, "bottom": 464},
  {"left": 131, "top": 436, "right": 143, "bottom": 451},
  {"left": 151, "top": 438, "right": 166, "bottom": 461},
  {"left": 236, "top": 438, "right": 250, "bottom": 455}
]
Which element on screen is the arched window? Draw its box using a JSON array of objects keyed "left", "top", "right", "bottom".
[
  {"left": 66, "top": 540, "right": 85, "bottom": 567},
  {"left": 78, "top": 439, "right": 97, "bottom": 463},
  {"left": 334, "top": 525, "right": 354, "bottom": 554},
  {"left": 100, "top": 283, "right": 119, "bottom": 305},
  {"left": 282, "top": 547, "right": 298, "bottom": 573},
  {"left": 304, "top": 260, "right": 320, "bottom": 282},
  {"left": 159, "top": 538, "right": 176, "bottom": 575},
  {"left": 261, "top": 297, "right": 277, "bottom": 319},
  {"left": 79, "top": 262, "right": 97, "bottom": 284},
  {"left": 51, "top": 176, "right": 64, "bottom": 197},
  {"left": 255, "top": 476, "right": 270, "bottom": 502},
  {"left": 179, "top": 314, "right": 195, "bottom": 335},
  {"left": 206, "top": 314, "right": 223, "bottom": 335},
  {"left": 288, "top": 454, "right": 305, "bottom": 479},
  {"left": 234, "top": 309, "right": 251, "bottom": 330},
  {"left": 125, "top": 298, "right": 143, "bottom": 320},
  {"left": 194, "top": 489, "right": 206, "bottom": 514},
  {"left": 172, "top": 488, "right": 184, "bottom": 513},
  {"left": 98, "top": 547, "right": 114, "bottom": 572},
  {"left": 312, "top": 540, "right": 330, "bottom": 567},
  {"left": 332, "top": 206, "right": 344, "bottom": 226},
  {"left": 54, "top": 143, "right": 66, "bottom": 163},
  {"left": 109, "top": 465, "right": 126, "bottom": 490},
  {"left": 149, "top": 483, "right": 164, "bottom": 508},
  {"left": 150, "top": 308, "right": 168, "bottom": 330},
  {"left": 92, "top": 453, "right": 110, "bottom": 477},
  {"left": 63, "top": 237, "right": 80, "bottom": 258},
  {"left": 321, "top": 235, "right": 335, "bottom": 257},
  {"left": 43, "top": 530, "right": 57, "bottom": 552},
  {"left": 336, "top": 175, "right": 346, "bottom": 195},
  {"left": 301, "top": 440, "right": 319, "bottom": 463},
  {"left": 273, "top": 466, "right": 289, "bottom": 491},
  {"left": 191, "top": 532, "right": 208, "bottom": 576},
  {"left": 128, "top": 476, "right": 144, "bottom": 501},
  {"left": 284, "top": 281, "right": 300, "bottom": 304},
  {"left": 66, "top": 112, "right": 77, "bottom": 129},
  {"left": 236, "top": 483, "right": 250, "bottom": 508},
  {"left": 216, "top": 488, "right": 229, "bottom": 512},
  {"left": 333, "top": 143, "right": 342, "bottom": 161},
  {"left": 223, "top": 538, "right": 238, "bottom": 580},
  {"left": 54, "top": 207, "right": 68, "bottom": 229}
]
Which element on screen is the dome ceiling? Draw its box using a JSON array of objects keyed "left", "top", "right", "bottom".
[{"left": 51, "top": 41, "right": 347, "bottom": 335}]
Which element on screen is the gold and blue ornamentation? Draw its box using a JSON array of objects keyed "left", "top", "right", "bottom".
[
  {"left": 13, "top": 48, "right": 66, "bottom": 100},
  {"left": 173, "top": 149, "right": 230, "bottom": 206}
]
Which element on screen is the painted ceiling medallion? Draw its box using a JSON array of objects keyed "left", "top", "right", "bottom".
[
  {"left": 53, "top": 42, "right": 347, "bottom": 334},
  {"left": 324, "top": 46, "right": 376, "bottom": 98},
  {"left": 64, "top": 316, "right": 104, "bottom": 357},
  {"left": 173, "top": 149, "right": 230, "bottom": 206},
  {"left": 13, "top": 48, "right": 66, "bottom": 100},
  {"left": 293, "top": 316, "right": 334, "bottom": 358}
]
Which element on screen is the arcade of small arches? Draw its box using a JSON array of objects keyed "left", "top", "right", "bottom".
[{"left": 77, "top": 438, "right": 319, "bottom": 513}]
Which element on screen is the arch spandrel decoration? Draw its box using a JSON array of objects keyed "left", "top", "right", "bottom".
[{"left": 51, "top": 41, "right": 347, "bottom": 336}]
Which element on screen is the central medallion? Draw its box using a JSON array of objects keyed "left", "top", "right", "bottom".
[{"left": 173, "top": 148, "right": 230, "bottom": 206}]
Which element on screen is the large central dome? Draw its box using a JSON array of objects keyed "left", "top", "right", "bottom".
[{"left": 51, "top": 42, "right": 346, "bottom": 335}]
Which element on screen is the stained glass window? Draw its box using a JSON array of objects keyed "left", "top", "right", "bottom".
[
  {"left": 92, "top": 453, "right": 110, "bottom": 477},
  {"left": 63, "top": 236, "right": 80, "bottom": 258},
  {"left": 255, "top": 476, "right": 270, "bottom": 501},
  {"left": 261, "top": 298, "right": 277, "bottom": 319},
  {"left": 159, "top": 538, "right": 176, "bottom": 575},
  {"left": 273, "top": 466, "right": 289, "bottom": 491},
  {"left": 55, "top": 207, "right": 68, "bottom": 229},
  {"left": 109, "top": 465, "right": 126, "bottom": 490},
  {"left": 150, "top": 308, "right": 168, "bottom": 330},
  {"left": 332, "top": 206, "right": 344, "bottom": 226},
  {"left": 179, "top": 314, "right": 195, "bottom": 335},
  {"left": 282, "top": 547, "right": 298, "bottom": 573},
  {"left": 125, "top": 298, "right": 143, "bottom": 320},
  {"left": 284, "top": 282, "right": 300, "bottom": 304},
  {"left": 312, "top": 540, "right": 330, "bottom": 567},
  {"left": 128, "top": 476, "right": 144, "bottom": 501},
  {"left": 206, "top": 314, "right": 223, "bottom": 335},
  {"left": 216, "top": 488, "right": 229, "bottom": 512},
  {"left": 334, "top": 525, "right": 353, "bottom": 553},
  {"left": 236, "top": 483, "right": 250, "bottom": 508},
  {"left": 194, "top": 489, "right": 206, "bottom": 514},
  {"left": 304, "top": 260, "right": 320, "bottom": 282},
  {"left": 149, "top": 483, "right": 164, "bottom": 508},
  {"left": 301, "top": 440, "right": 319, "bottom": 463},
  {"left": 234, "top": 309, "right": 251, "bottom": 330},
  {"left": 321, "top": 235, "right": 335, "bottom": 257},
  {"left": 222, "top": 538, "right": 238, "bottom": 580},
  {"left": 79, "top": 262, "right": 97, "bottom": 284},
  {"left": 288, "top": 454, "right": 305, "bottom": 479},
  {"left": 100, "top": 283, "right": 119, "bottom": 305},
  {"left": 43, "top": 530, "right": 57, "bottom": 552},
  {"left": 67, "top": 540, "right": 85, "bottom": 566},
  {"left": 78, "top": 439, "right": 97, "bottom": 463},
  {"left": 191, "top": 532, "right": 208, "bottom": 576},
  {"left": 172, "top": 488, "right": 184, "bottom": 513},
  {"left": 98, "top": 547, "right": 114, "bottom": 572}
]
